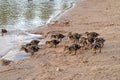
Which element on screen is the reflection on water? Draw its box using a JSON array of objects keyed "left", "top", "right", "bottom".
[{"left": 0, "top": 0, "right": 77, "bottom": 30}]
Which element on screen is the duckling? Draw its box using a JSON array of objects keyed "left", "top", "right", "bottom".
[
  {"left": 50, "top": 39, "right": 60, "bottom": 48},
  {"left": 86, "top": 36, "right": 96, "bottom": 49},
  {"left": 67, "top": 32, "right": 82, "bottom": 43},
  {"left": 67, "top": 32, "right": 73, "bottom": 40},
  {"left": 51, "top": 33, "right": 65, "bottom": 41},
  {"left": 64, "top": 44, "right": 81, "bottom": 55},
  {"left": 21, "top": 45, "right": 39, "bottom": 56},
  {"left": 30, "top": 40, "right": 40, "bottom": 45},
  {"left": 57, "top": 33, "right": 65, "bottom": 41},
  {"left": 1, "top": 29, "right": 7, "bottom": 36},
  {"left": 91, "top": 42, "right": 103, "bottom": 54},
  {"left": 20, "top": 45, "right": 28, "bottom": 52},
  {"left": 45, "top": 39, "right": 60, "bottom": 48},
  {"left": 94, "top": 37, "right": 105, "bottom": 47},
  {"left": 20, "top": 41, "right": 40, "bottom": 56},
  {"left": 85, "top": 32, "right": 99, "bottom": 38},
  {"left": 28, "top": 45, "right": 40, "bottom": 56}
]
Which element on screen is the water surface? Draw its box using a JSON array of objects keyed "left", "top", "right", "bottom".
[{"left": 0, "top": 0, "right": 77, "bottom": 30}]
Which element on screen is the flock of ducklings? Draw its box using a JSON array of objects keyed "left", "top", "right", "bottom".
[
  {"left": 0, "top": 29, "right": 105, "bottom": 56},
  {"left": 20, "top": 40, "right": 40, "bottom": 56},
  {"left": 0, "top": 29, "right": 105, "bottom": 65},
  {"left": 45, "top": 31, "right": 105, "bottom": 55}
]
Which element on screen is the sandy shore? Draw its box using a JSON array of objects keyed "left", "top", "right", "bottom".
[{"left": 0, "top": 0, "right": 120, "bottom": 80}]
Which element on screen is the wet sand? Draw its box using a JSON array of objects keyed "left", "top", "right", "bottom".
[{"left": 0, "top": 0, "right": 120, "bottom": 80}]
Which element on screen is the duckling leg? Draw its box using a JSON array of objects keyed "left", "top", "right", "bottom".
[
  {"left": 31, "top": 52, "right": 34, "bottom": 56},
  {"left": 74, "top": 50, "right": 77, "bottom": 55},
  {"left": 1, "top": 32, "right": 3, "bottom": 36},
  {"left": 60, "top": 38, "right": 62, "bottom": 42},
  {"left": 93, "top": 49, "right": 96, "bottom": 54},
  {"left": 84, "top": 42, "right": 88, "bottom": 50},
  {"left": 99, "top": 48, "right": 102, "bottom": 53},
  {"left": 54, "top": 44, "right": 57, "bottom": 48},
  {"left": 101, "top": 44, "right": 104, "bottom": 48}
]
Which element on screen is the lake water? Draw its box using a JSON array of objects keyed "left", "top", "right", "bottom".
[
  {"left": 0, "top": 0, "right": 78, "bottom": 61},
  {"left": 0, "top": 0, "right": 77, "bottom": 30}
]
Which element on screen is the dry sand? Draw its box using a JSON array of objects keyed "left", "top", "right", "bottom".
[{"left": 0, "top": 0, "right": 120, "bottom": 80}]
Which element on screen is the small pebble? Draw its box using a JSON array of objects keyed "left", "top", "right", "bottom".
[{"left": 56, "top": 67, "right": 61, "bottom": 72}]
